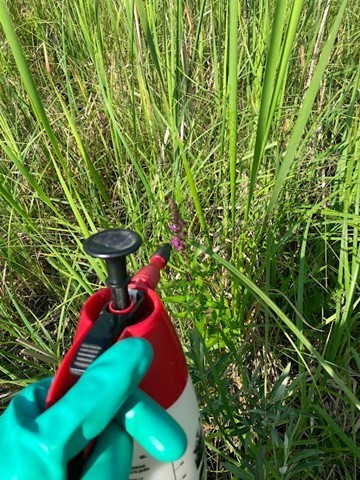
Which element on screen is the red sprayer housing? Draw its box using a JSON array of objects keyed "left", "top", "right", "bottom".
[
  {"left": 46, "top": 241, "right": 206, "bottom": 480},
  {"left": 46, "top": 291, "right": 187, "bottom": 410},
  {"left": 46, "top": 253, "right": 187, "bottom": 409}
]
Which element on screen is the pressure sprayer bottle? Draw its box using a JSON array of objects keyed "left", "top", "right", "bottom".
[{"left": 46, "top": 229, "right": 206, "bottom": 480}]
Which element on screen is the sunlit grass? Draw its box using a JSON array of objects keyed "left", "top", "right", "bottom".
[{"left": 0, "top": 0, "right": 359, "bottom": 478}]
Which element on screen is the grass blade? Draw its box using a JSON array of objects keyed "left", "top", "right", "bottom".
[
  {"left": 265, "top": 0, "right": 348, "bottom": 218},
  {"left": 197, "top": 242, "right": 360, "bottom": 411},
  {"left": 228, "top": 0, "right": 238, "bottom": 252},
  {"left": 0, "top": 0, "right": 90, "bottom": 237}
]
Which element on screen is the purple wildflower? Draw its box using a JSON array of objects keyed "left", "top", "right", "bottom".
[
  {"left": 168, "top": 198, "right": 186, "bottom": 252},
  {"left": 171, "top": 238, "right": 184, "bottom": 251}
]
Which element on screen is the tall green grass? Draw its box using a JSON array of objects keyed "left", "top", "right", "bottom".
[{"left": 0, "top": 0, "right": 359, "bottom": 478}]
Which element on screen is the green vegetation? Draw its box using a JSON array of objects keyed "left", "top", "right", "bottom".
[{"left": 0, "top": 0, "right": 359, "bottom": 478}]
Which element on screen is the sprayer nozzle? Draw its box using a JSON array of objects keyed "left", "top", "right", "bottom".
[{"left": 153, "top": 243, "right": 172, "bottom": 263}]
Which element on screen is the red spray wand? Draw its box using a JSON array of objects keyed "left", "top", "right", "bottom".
[{"left": 46, "top": 229, "right": 206, "bottom": 479}]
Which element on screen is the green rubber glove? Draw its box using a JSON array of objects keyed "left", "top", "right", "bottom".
[{"left": 0, "top": 338, "right": 187, "bottom": 480}]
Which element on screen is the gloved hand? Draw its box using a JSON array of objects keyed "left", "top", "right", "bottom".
[{"left": 0, "top": 338, "right": 187, "bottom": 480}]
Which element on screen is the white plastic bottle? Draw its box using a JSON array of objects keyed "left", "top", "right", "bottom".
[{"left": 121, "top": 282, "right": 207, "bottom": 480}]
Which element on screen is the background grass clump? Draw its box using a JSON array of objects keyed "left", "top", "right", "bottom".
[{"left": 0, "top": 0, "right": 359, "bottom": 478}]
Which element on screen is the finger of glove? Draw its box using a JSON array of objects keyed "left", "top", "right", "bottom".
[
  {"left": 117, "top": 389, "right": 187, "bottom": 463},
  {"left": 3, "top": 378, "right": 52, "bottom": 427},
  {"left": 82, "top": 423, "right": 133, "bottom": 480},
  {"left": 37, "top": 338, "right": 152, "bottom": 458},
  {"left": 0, "top": 377, "right": 52, "bottom": 475}
]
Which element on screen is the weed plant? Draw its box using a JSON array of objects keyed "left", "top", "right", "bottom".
[{"left": 0, "top": 0, "right": 359, "bottom": 478}]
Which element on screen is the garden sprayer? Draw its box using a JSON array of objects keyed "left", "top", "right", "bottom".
[{"left": 46, "top": 228, "right": 206, "bottom": 479}]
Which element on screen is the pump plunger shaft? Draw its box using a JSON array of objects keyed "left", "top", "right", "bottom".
[{"left": 83, "top": 229, "right": 142, "bottom": 310}]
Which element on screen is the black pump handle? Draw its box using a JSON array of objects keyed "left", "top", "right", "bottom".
[{"left": 83, "top": 229, "right": 142, "bottom": 310}]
